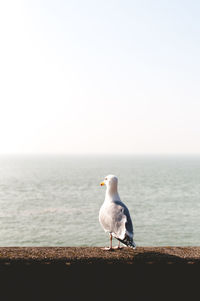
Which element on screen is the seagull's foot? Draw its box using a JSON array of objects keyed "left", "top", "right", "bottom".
[
  {"left": 101, "top": 247, "right": 114, "bottom": 251},
  {"left": 113, "top": 246, "right": 123, "bottom": 250}
]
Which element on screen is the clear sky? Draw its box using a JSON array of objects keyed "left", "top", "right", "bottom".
[{"left": 0, "top": 0, "right": 200, "bottom": 154}]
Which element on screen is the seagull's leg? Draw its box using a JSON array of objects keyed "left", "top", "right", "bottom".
[
  {"left": 101, "top": 234, "right": 113, "bottom": 251},
  {"left": 113, "top": 240, "right": 123, "bottom": 250},
  {"left": 110, "top": 233, "right": 113, "bottom": 249}
]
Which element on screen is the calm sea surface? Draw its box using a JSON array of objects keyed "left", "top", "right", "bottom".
[{"left": 0, "top": 155, "right": 199, "bottom": 247}]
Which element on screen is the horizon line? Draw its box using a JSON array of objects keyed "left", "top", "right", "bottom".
[{"left": 0, "top": 152, "right": 200, "bottom": 156}]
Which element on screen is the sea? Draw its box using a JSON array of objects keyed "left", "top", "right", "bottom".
[{"left": 0, "top": 154, "right": 199, "bottom": 247}]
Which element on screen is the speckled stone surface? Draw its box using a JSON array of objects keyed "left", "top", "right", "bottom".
[{"left": 0, "top": 247, "right": 199, "bottom": 264}]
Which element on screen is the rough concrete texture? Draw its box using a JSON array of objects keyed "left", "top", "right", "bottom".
[{"left": 0, "top": 247, "right": 199, "bottom": 264}]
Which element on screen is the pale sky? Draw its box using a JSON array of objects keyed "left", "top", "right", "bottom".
[{"left": 0, "top": 0, "right": 200, "bottom": 154}]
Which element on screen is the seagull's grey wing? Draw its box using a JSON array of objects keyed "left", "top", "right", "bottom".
[
  {"left": 113, "top": 200, "right": 133, "bottom": 239},
  {"left": 111, "top": 200, "right": 136, "bottom": 248}
]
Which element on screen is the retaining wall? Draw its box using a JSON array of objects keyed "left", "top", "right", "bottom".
[{"left": 0, "top": 247, "right": 199, "bottom": 300}]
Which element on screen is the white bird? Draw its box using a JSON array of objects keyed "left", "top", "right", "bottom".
[{"left": 99, "top": 174, "right": 136, "bottom": 250}]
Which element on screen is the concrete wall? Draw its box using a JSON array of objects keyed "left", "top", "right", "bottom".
[{"left": 0, "top": 247, "right": 199, "bottom": 300}]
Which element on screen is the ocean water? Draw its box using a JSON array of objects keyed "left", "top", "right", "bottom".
[{"left": 0, "top": 155, "right": 199, "bottom": 247}]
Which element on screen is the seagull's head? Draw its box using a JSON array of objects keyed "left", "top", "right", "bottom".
[{"left": 100, "top": 175, "right": 118, "bottom": 190}]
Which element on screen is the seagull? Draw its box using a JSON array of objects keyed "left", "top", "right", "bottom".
[{"left": 99, "top": 175, "right": 136, "bottom": 250}]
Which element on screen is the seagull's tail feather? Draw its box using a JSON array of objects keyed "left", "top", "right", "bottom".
[
  {"left": 117, "top": 234, "right": 136, "bottom": 249},
  {"left": 129, "top": 240, "right": 136, "bottom": 249}
]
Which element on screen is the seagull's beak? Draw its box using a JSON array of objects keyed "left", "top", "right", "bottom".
[{"left": 100, "top": 181, "right": 105, "bottom": 186}]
